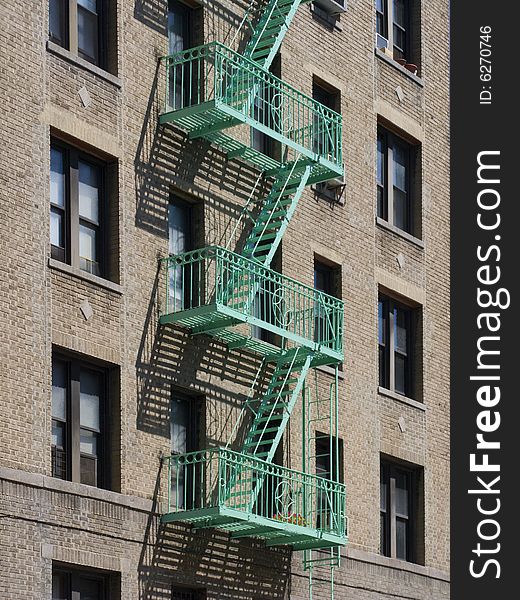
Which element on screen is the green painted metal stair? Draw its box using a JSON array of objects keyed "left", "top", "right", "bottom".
[
  {"left": 244, "top": 0, "right": 311, "bottom": 69},
  {"left": 241, "top": 347, "right": 312, "bottom": 461},
  {"left": 242, "top": 158, "right": 312, "bottom": 267}
]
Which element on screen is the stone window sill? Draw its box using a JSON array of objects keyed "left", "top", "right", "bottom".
[
  {"left": 375, "top": 48, "right": 424, "bottom": 87},
  {"left": 376, "top": 217, "right": 425, "bottom": 249},
  {"left": 49, "top": 258, "right": 122, "bottom": 295},
  {"left": 47, "top": 41, "right": 122, "bottom": 89},
  {"left": 378, "top": 386, "right": 426, "bottom": 411}
]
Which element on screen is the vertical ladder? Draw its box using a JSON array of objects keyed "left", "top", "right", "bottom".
[{"left": 302, "top": 367, "right": 341, "bottom": 599}]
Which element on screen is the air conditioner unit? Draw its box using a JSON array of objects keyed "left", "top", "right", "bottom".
[
  {"left": 313, "top": 0, "right": 347, "bottom": 16},
  {"left": 325, "top": 172, "right": 346, "bottom": 190},
  {"left": 376, "top": 34, "right": 393, "bottom": 57}
]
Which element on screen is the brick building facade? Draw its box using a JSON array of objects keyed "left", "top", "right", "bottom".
[{"left": 0, "top": 0, "right": 449, "bottom": 598}]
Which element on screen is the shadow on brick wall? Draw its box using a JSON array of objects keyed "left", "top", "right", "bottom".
[
  {"left": 134, "top": 56, "right": 270, "bottom": 251},
  {"left": 138, "top": 461, "right": 292, "bottom": 600},
  {"left": 133, "top": 0, "right": 248, "bottom": 44},
  {"left": 135, "top": 264, "right": 271, "bottom": 445}
]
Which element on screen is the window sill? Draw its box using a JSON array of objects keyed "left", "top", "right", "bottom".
[
  {"left": 0, "top": 466, "right": 152, "bottom": 513},
  {"left": 47, "top": 41, "right": 122, "bottom": 89},
  {"left": 376, "top": 217, "right": 424, "bottom": 249},
  {"left": 378, "top": 386, "right": 426, "bottom": 412},
  {"left": 375, "top": 48, "right": 424, "bottom": 87},
  {"left": 344, "top": 547, "right": 449, "bottom": 582},
  {"left": 49, "top": 258, "right": 122, "bottom": 295},
  {"left": 316, "top": 364, "right": 345, "bottom": 379}
]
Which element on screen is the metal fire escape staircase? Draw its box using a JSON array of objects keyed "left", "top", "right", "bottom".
[{"left": 159, "top": 0, "right": 347, "bottom": 562}]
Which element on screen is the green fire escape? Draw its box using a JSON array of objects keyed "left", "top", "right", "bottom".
[{"left": 159, "top": 0, "right": 347, "bottom": 578}]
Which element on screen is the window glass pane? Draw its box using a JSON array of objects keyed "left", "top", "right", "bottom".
[
  {"left": 49, "top": 0, "right": 65, "bottom": 43},
  {"left": 77, "top": 575, "right": 103, "bottom": 600},
  {"left": 79, "top": 161, "right": 100, "bottom": 223},
  {"left": 79, "top": 224, "right": 97, "bottom": 262},
  {"left": 393, "top": 0, "right": 406, "bottom": 27},
  {"left": 80, "top": 454, "right": 97, "bottom": 487},
  {"left": 376, "top": 0, "right": 385, "bottom": 12},
  {"left": 395, "top": 307, "right": 408, "bottom": 353},
  {"left": 50, "top": 208, "right": 64, "bottom": 248},
  {"left": 168, "top": 0, "right": 189, "bottom": 54},
  {"left": 393, "top": 143, "right": 407, "bottom": 192},
  {"left": 171, "top": 396, "right": 189, "bottom": 454},
  {"left": 395, "top": 470, "right": 409, "bottom": 515},
  {"left": 315, "top": 440, "right": 330, "bottom": 479},
  {"left": 380, "top": 480, "right": 387, "bottom": 511},
  {"left": 78, "top": 3, "right": 99, "bottom": 63},
  {"left": 52, "top": 360, "right": 67, "bottom": 420},
  {"left": 80, "top": 429, "right": 98, "bottom": 455},
  {"left": 393, "top": 188, "right": 408, "bottom": 231},
  {"left": 80, "top": 369, "right": 101, "bottom": 430},
  {"left": 395, "top": 354, "right": 407, "bottom": 394},
  {"left": 78, "top": 0, "right": 97, "bottom": 10},
  {"left": 396, "top": 517, "right": 408, "bottom": 559},
  {"left": 377, "top": 136, "right": 385, "bottom": 186},
  {"left": 52, "top": 572, "right": 68, "bottom": 600},
  {"left": 168, "top": 202, "right": 191, "bottom": 255},
  {"left": 52, "top": 420, "right": 65, "bottom": 448},
  {"left": 51, "top": 148, "right": 65, "bottom": 208}
]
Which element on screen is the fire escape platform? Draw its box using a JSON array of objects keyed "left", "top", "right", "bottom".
[
  {"left": 162, "top": 505, "right": 345, "bottom": 550},
  {"left": 160, "top": 303, "right": 342, "bottom": 367},
  {"left": 159, "top": 246, "right": 344, "bottom": 366},
  {"left": 159, "top": 42, "right": 344, "bottom": 184},
  {"left": 161, "top": 448, "right": 347, "bottom": 551}
]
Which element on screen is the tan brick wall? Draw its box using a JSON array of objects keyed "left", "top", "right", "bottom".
[{"left": 0, "top": 0, "right": 449, "bottom": 597}]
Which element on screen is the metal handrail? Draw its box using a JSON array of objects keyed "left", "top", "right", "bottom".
[
  {"left": 160, "top": 246, "right": 344, "bottom": 354},
  {"left": 162, "top": 42, "right": 343, "bottom": 168},
  {"left": 163, "top": 448, "right": 347, "bottom": 537}
]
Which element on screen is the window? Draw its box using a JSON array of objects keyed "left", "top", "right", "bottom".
[
  {"left": 377, "top": 128, "right": 420, "bottom": 236},
  {"left": 49, "top": 0, "right": 106, "bottom": 68},
  {"left": 171, "top": 586, "right": 206, "bottom": 600},
  {"left": 168, "top": 198, "right": 195, "bottom": 311},
  {"left": 315, "top": 433, "right": 343, "bottom": 529},
  {"left": 375, "top": 0, "right": 420, "bottom": 66},
  {"left": 251, "top": 249, "right": 281, "bottom": 344},
  {"left": 251, "top": 56, "right": 281, "bottom": 159},
  {"left": 52, "top": 564, "right": 118, "bottom": 599},
  {"left": 312, "top": 80, "right": 342, "bottom": 201},
  {"left": 380, "top": 459, "right": 422, "bottom": 562},
  {"left": 52, "top": 354, "right": 112, "bottom": 488},
  {"left": 314, "top": 259, "right": 341, "bottom": 344},
  {"left": 313, "top": 80, "right": 340, "bottom": 158},
  {"left": 170, "top": 391, "right": 202, "bottom": 509},
  {"left": 378, "top": 295, "right": 419, "bottom": 398},
  {"left": 50, "top": 141, "right": 115, "bottom": 279},
  {"left": 167, "top": 1, "right": 193, "bottom": 110}
]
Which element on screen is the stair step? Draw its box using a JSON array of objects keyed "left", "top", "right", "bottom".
[
  {"left": 248, "top": 426, "right": 281, "bottom": 436},
  {"left": 254, "top": 414, "right": 284, "bottom": 424}
]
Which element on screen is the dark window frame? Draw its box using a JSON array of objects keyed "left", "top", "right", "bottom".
[
  {"left": 170, "top": 389, "right": 204, "bottom": 510},
  {"left": 52, "top": 564, "right": 112, "bottom": 600},
  {"left": 375, "top": 0, "right": 412, "bottom": 63},
  {"left": 51, "top": 352, "right": 111, "bottom": 489},
  {"left": 312, "top": 79, "right": 342, "bottom": 201},
  {"left": 377, "top": 127, "right": 416, "bottom": 235},
  {"left": 378, "top": 294, "right": 415, "bottom": 398},
  {"left": 50, "top": 139, "right": 108, "bottom": 278},
  {"left": 380, "top": 460, "right": 418, "bottom": 562},
  {"left": 314, "top": 258, "right": 341, "bottom": 344},
  {"left": 49, "top": 0, "right": 106, "bottom": 68}
]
